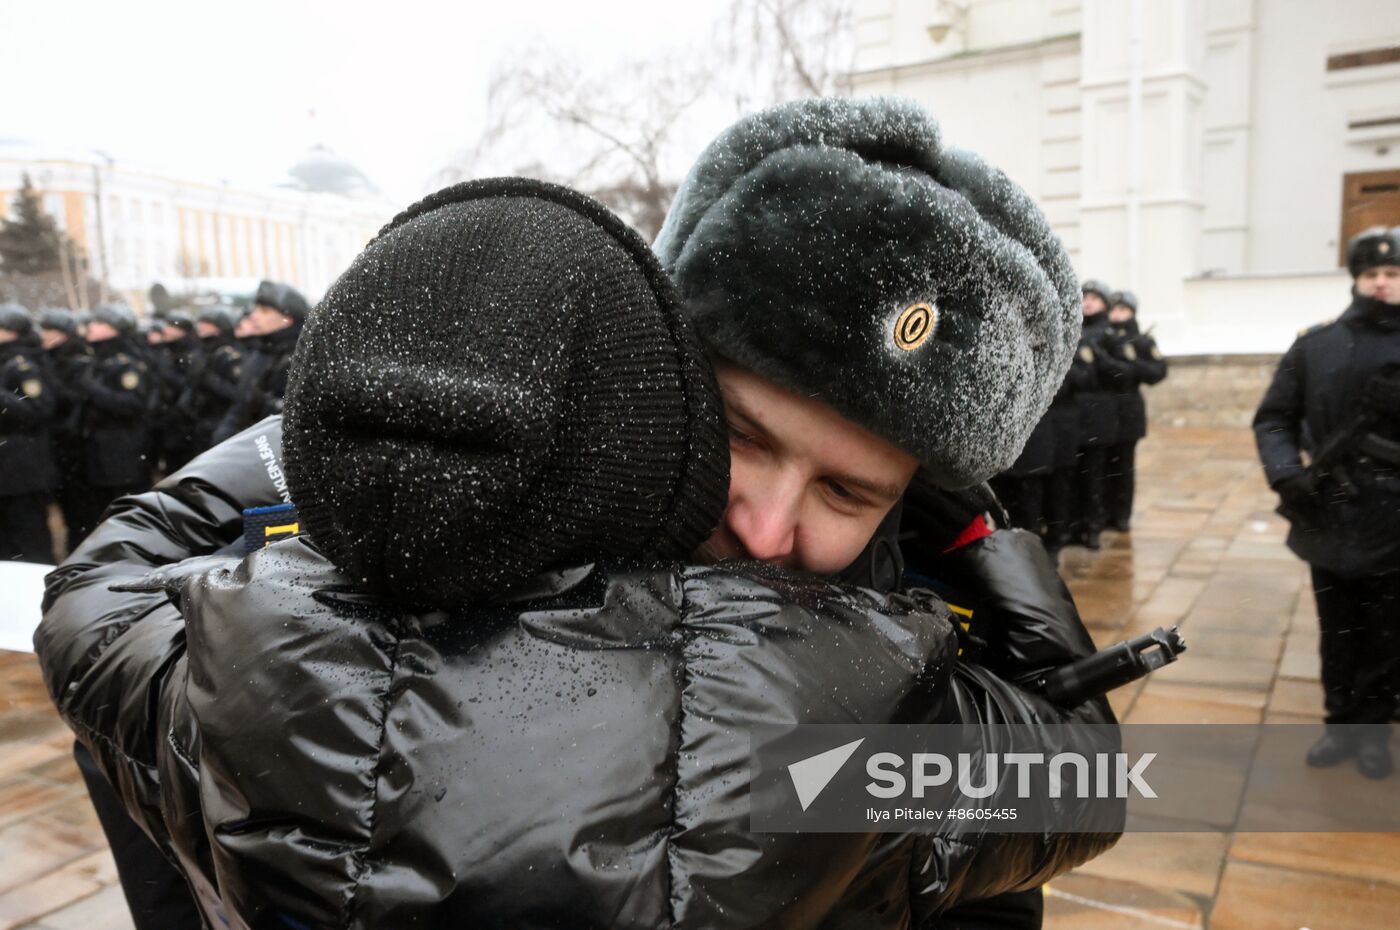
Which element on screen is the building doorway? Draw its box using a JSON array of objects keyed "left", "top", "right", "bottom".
[{"left": 1340, "top": 169, "right": 1400, "bottom": 265}]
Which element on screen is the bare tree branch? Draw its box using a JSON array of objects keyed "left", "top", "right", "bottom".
[{"left": 436, "top": 1, "right": 853, "bottom": 238}]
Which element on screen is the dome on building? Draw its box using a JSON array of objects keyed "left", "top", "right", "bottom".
[{"left": 285, "top": 145, "right": 378, "bottom": 196}]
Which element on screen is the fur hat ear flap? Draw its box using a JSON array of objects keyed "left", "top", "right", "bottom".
[{"left": 655, "top": 96, "right": 1080, "bottom": 489}]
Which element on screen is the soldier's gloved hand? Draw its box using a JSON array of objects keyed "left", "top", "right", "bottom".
[{"left": 1275, "top": 473, "right": 1317, "bottom": 505}]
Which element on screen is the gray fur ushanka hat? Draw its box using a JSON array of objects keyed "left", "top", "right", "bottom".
[{"left": 653, "top": 96, "right": 1080, "bottom": 488}]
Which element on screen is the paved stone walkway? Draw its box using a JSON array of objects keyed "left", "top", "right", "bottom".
[
  {"left": 1046, "top": 426, "right": 1400, "bottom": 929},
  {"left": 0, "top": 425, "right": 1394, "bottom": 927}
]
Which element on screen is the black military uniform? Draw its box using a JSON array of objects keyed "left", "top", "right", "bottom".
[
  {"left": 0, "top": 305, "right": 58, "bottom": 562},
  {"left": 71, "top": 305, "right": 154, "bottom": 540},
  {"left": 990, "top": 416, "right": 1055, "bottom": 538},
  {"left": 39, "top": 310, "right": 95, "bottom": 552},
  {"left": 1103, "top": 291, "right": 1168, "bottom": 530},
  {"left": 1254, "top": 227, "right": 1400, "bottom": 779},
  {"left": 1072, "top": 280, "right": 1134, "bottom": 549},
  {"left": 184, "top": 305, "right": 244, "bottom": 455},
  {"left": 212, "top": 281, "right": 308, "bottom": 445},
  {"left": 156, "top": 312, "right": 203, "bottom": 472},
  {"left": 1043, "top": 348, "right": 1092, "bottom": 551}
]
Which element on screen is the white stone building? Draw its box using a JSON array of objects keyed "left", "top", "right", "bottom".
[
  {"left": 850, "top": 0, "right": 1400, "bottom": 354},
  {"left": 0, "top": 142, "right": 394, "bottom": 311}
]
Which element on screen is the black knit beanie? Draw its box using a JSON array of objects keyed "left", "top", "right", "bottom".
[{"left": 282, "top": 178, "right": 729, "bottom": 607}]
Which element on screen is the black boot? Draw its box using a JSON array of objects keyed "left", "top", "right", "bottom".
[
  {"left": 1305, "top": 729, "right": 1356, "bottom": 767},
  {"left": 1357, "top": 732, "right": 1394, "bottom": 780}
]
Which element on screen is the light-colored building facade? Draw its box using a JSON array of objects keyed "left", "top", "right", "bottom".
[
  {"left": 850, "top": 0, "right": 1400, "bottom": 354},
  {"left": 0, "top": 143, "right": 393, "bottom": 311}
]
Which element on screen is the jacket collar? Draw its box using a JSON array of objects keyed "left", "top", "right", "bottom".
[{"left": 1342, "top": 291, "right": 1400, "bottom": 332}]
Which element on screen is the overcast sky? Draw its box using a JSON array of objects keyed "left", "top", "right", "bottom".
[{"left": 5, "top": 0, "right": 725, "bottom": 206}]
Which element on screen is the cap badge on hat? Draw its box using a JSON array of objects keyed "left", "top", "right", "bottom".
[
  {"left": 894, "top": 302, "right": 937, "bottom": 351},
  {"left": 1382, "top": 241, "right": 1393, "bottom": 255}
]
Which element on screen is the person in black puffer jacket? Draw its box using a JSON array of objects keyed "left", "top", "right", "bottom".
[{"left": 37, "top": 179, "right": 1117, "bottom": 929}]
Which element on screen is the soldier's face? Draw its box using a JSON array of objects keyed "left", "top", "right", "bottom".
[
  {"left": 40, "top": 329, "right": 68, "bottom": 349},
  {"left": 695, "top": 360, "right": 919, "bottom": 576},
  {"left": 247, "top": 304, "right": 295, "bottom": 335},
  {"left": 1356, "top": 266, "right": 1400, "bottom": 304},
  {"left": 0, "top": 329, "right": 16, "bottom": 344},
  {"left": 195, "top": 321, "right": 221, "bottom": 339},
  {"left": 87, "top": 321, "right": 119, "bottom": 342},
  {"left": 1109, "top": 306, "right": 1135, "bottom": 324},
  {"left": 1082, "top": 293, "right": 1107, "bottom": 316}
]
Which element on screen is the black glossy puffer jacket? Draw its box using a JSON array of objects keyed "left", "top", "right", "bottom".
[{"left": 36, "top": 418, "right": 1118, "bottom": 929}]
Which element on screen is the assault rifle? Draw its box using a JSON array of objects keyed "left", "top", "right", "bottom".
[
  {"left": 1276, "top": 365, "right": 1400, "bottom": 530},
  {"left": 1028, "top": 627, "right": 1186, "bottom": 707}
]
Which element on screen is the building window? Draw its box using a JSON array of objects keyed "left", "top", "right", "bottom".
[
  {"left": 1339, "top": 169, "right": 1400, "bottom": 265},
  {"left": 1327, "top": 46, "right": 1400, "bottom": 71}
]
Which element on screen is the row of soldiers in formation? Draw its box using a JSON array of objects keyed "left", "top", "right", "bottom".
[
  {"left": 4, "top": 274, "right": 1164, "bottom": 564},
  {"left": 990, "top": 281, "right": 1169, "bottom": 556},
  {"left": 0, "top": 280, "right": 310, "bottom": 563}
]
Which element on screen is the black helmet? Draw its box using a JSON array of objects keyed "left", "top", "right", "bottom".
[
  {"left": 39, "top": 308, "right": 79, "bottom": 338},
  {"left": 196, "top": 304, "right": 239, "bottom": 335},
  {"left": 254, "top": 280, "right": 311, "bottom": 322},
  {"left": 0, "top": 303, "right": 32, "bottom": 336},
  {"left": 1346, "top": 227, "right": 1400, "bottom": 279},
  {"left": 164, "top": 311, "right": 195, "bottom": 334},
  {"left": 92, "top": 303, "right": 138, "bottom": 335},
  {"left": 1081, "top": 279, "right": 1113, "bottom": 305},
  {"left": 1110, "top": 290, "right": 1139, "bottom": 312}
]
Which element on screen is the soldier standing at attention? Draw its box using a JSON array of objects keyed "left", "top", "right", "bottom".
[
  {"left": 0, "top": 304, "right": 57, "bottom": 562},
  {"left": 39, "top": 309, "right": 93, "bottom": 552},
  {"left": 1254, "top": 226, "right": 1400, "bottom": 779},
  {"left": 155, "top": 312, "right": 202, "bottom": 472},
  {"left": 70, "top": 305, "right": 154, "bottom": 540},
  {"left": 212, "top": 281, "right": 308, "bottom": 445},
  {"left": 1072, "top": 280, "right": 1133, "bottom": 549},
  {"left": 185, "top": 305, "right": 244, "bottom": 456},
  {"left": 1103, "top": 291, "right": 1168, "bottom": 531}
]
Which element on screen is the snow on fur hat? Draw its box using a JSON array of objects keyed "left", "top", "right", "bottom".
[
  {"left": 1346, "top": 226, "right": 1400, "bottom": 279},
  {"left": 1081, "top": 279, "right": 1113, "bottom": 306},
  {"left": 653, "top": 96, "right": 1080, "bottom": 488}
]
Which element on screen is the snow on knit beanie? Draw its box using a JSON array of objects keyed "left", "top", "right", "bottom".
[
  {"left": 653, "top": 96, "right": 1080, "bottom": 489},
  {"left": 283, "top": 177, "right": 729, "bottom": 607}
]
